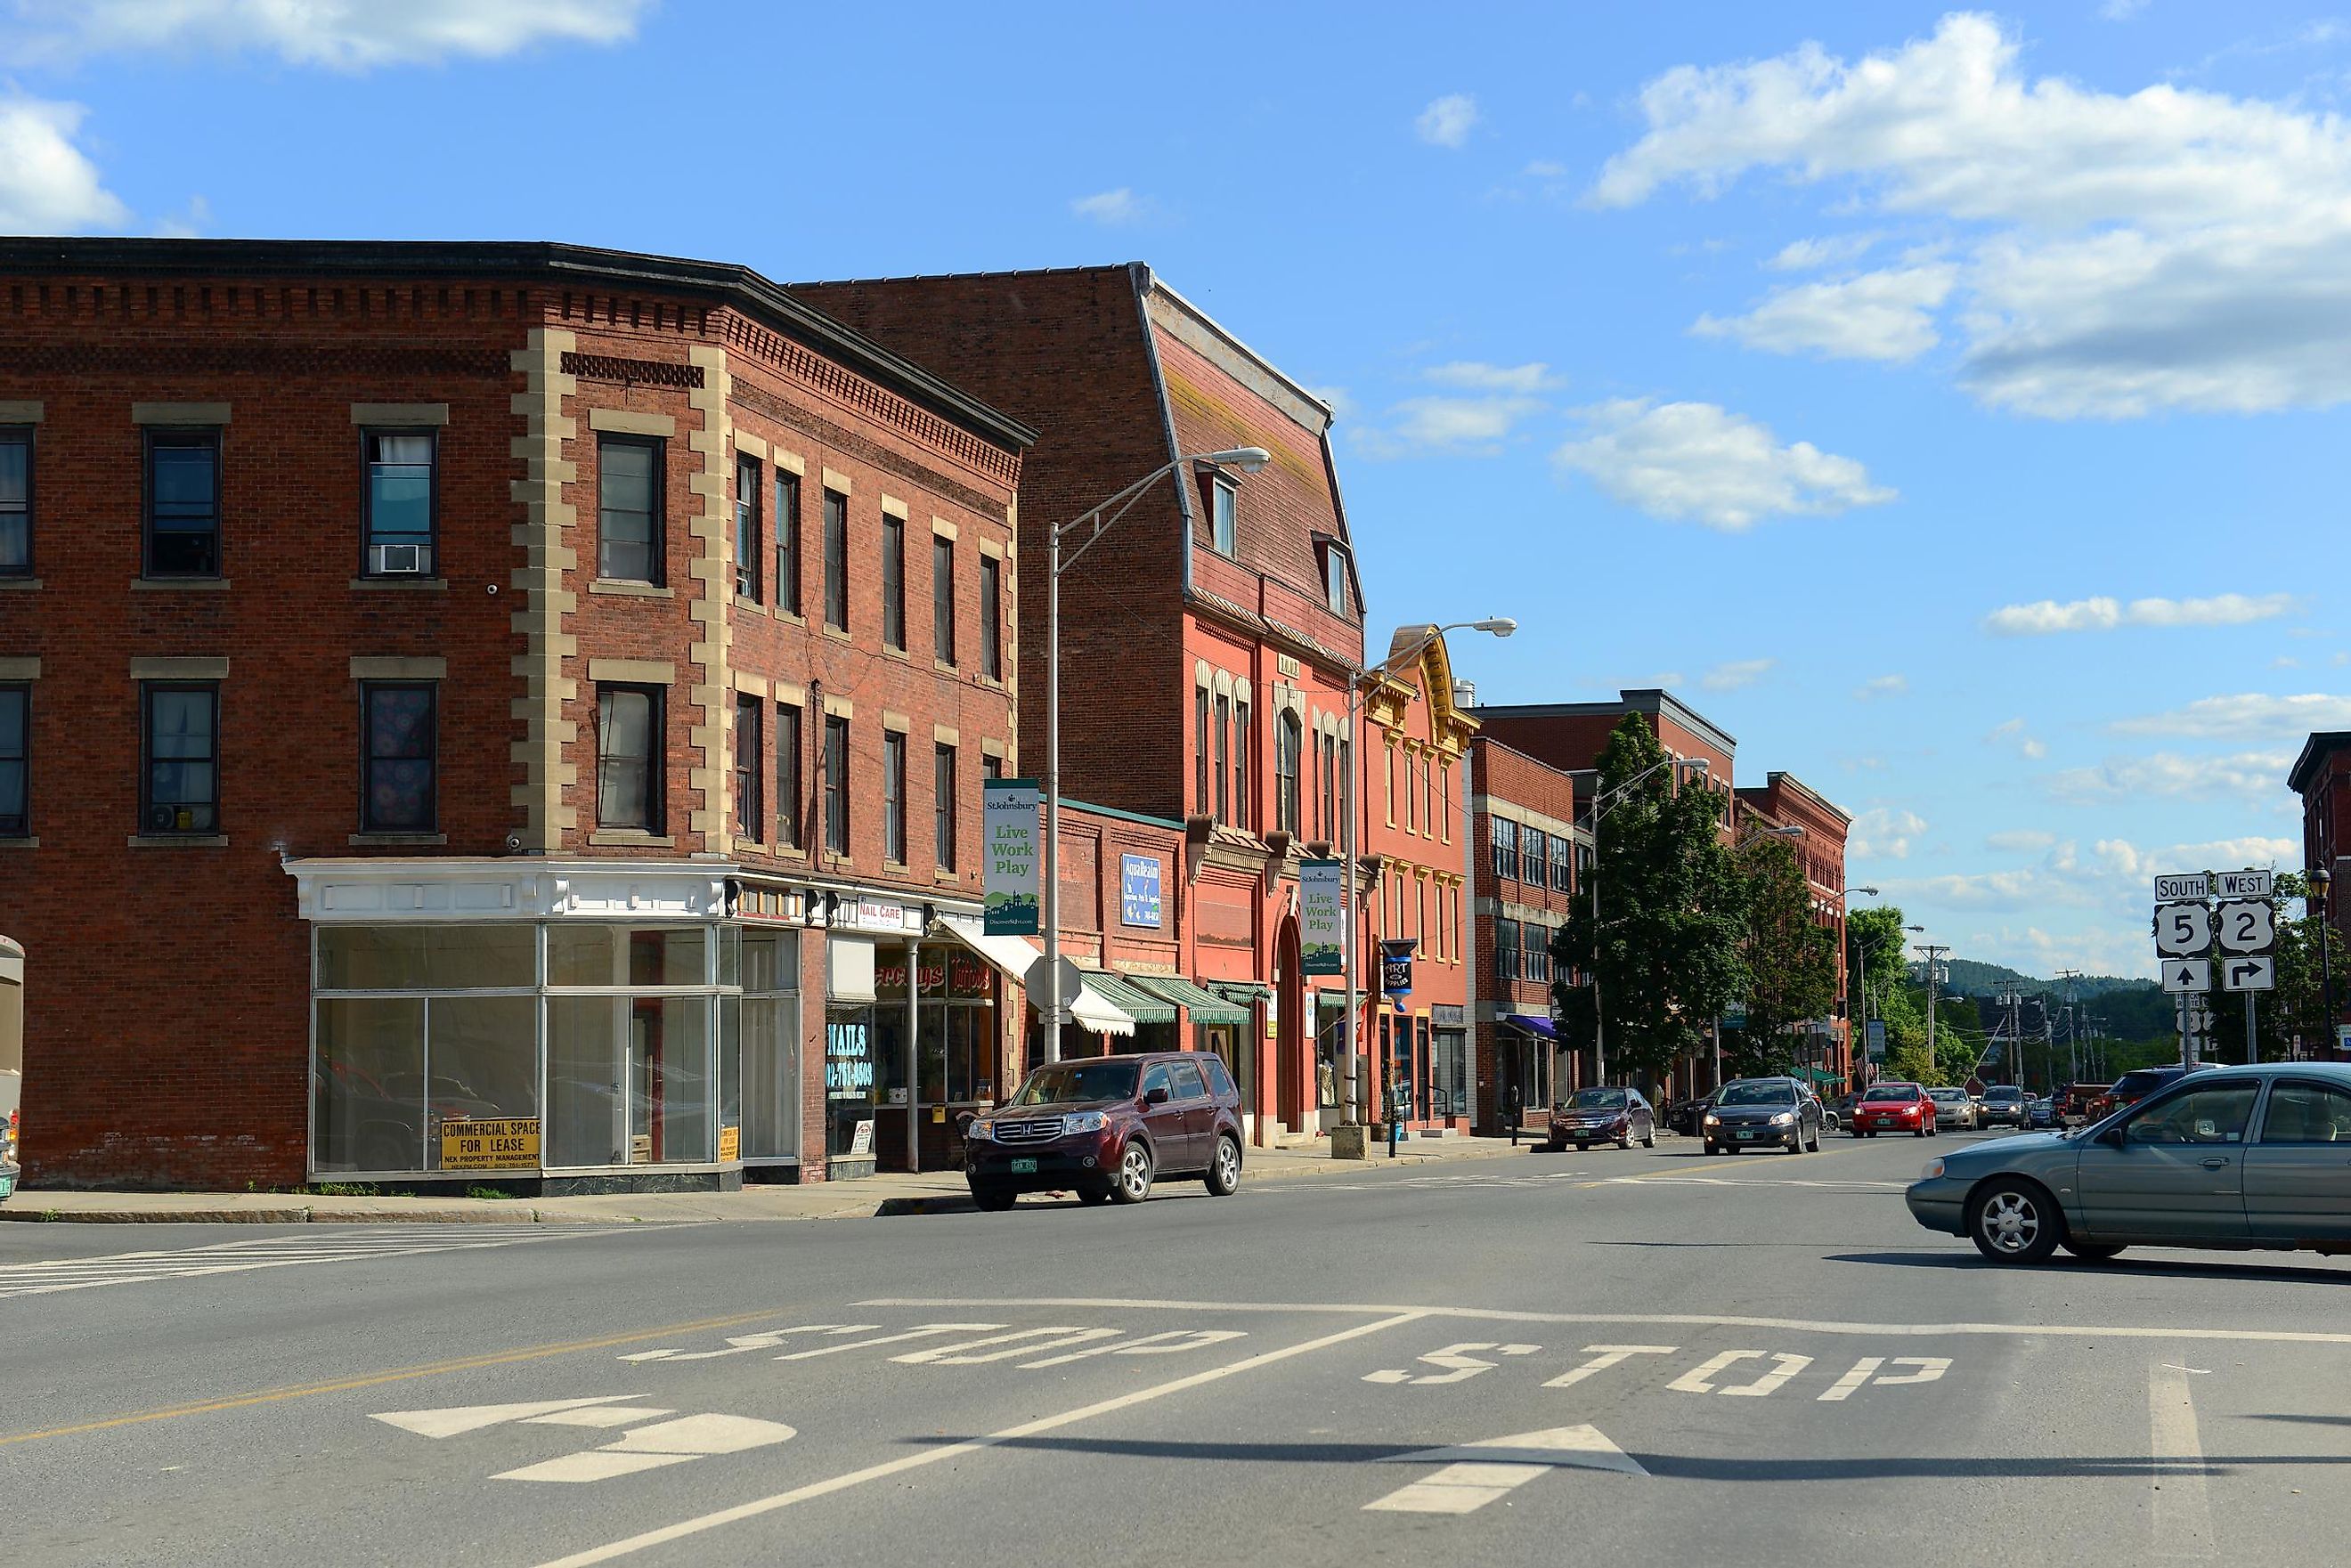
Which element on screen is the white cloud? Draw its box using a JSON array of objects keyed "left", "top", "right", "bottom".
[
  {"left": 2273, "top": 656, "right": 2301, "bottom": 670},
  {"left": 1693, "top": 263, "right": 1956, "bottom": 362},
  {"left": 1525, "top": 159, "right": 1568, "bottom": 179},
  {"left": 1851, "top": 807, "right": 1927, "bottom": 860},
  {"left": 1987, "top": 717, "right": 2047, "bottom": 760},
  {"left": 1553, "top": 398, "right": 1892, "bottom": 530},
  {"left": 0, "top": 91, "right": 128, "bottom": 232},
  {"left": 2044, "top": 750, "right": 2295, "bottom": 805},
  {"left": 1423, "top": 361, "right": 1557, "bottom": 394},
  {"left": 1590, "top": 12, "right": 2351, "bottom": 418},
  {"left": 1700, "top": 657, "right": 1774, "bottom": 692},
  {"left": 8, "top": 0, "right": 650, "bottom": 69},
  {"left": 1360, "top": 394, "right": 1546, "bottom": 459},
  {"left": 1416, "top": 93, "right": 1479, "bottom": 149},
  {"left": 1986, "top": 829, "right": 2056, "bottom": 852},
  {"left": 2101, "top": 0, "right": 2149, "bottom": 19},
  {"left": 2112, "top": 692, "right": 2351, "bottom": 738},
  {"left": 1983, "top": 592, "right": 2295, "bottom": 634},
  {"left": 1854, "top": 673, "right": 1908, "bottom": 700},
  {"left": 1767, "top": 233, "right": 1882, "bottom": 272},
  {"left": 1070, "top": 188, "right": 1149, "bottom": 225}
]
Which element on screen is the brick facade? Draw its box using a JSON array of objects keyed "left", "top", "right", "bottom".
[
  {"left": 1468, "top": 737, "right": 1588, "bottom": 1133},
  {"left": 1734, "top": 773, "right": 1854, "bottom": 1088},
  {"left": 2289, "top": 732, "right": 2351, "bottom": 1052}
]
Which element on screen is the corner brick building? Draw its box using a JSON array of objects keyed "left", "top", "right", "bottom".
[
  {"left": 0, "top": 239, "right": 1032, "bottom": 1190},
  {"left": 1468, "top": 735, "right": 1590, "bottom": 1133},
  {"left": 1733, "top": 772, "right": 1855, "bottom": 1089},
  {"left": 2289, "top": 732, "right": 2351, "bottom": 1056}
]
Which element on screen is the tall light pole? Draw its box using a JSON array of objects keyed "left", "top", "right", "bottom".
[
  {"left": 1339, "top": 618, "right": 1515, "bottom": 1129},
  {"left": 1845, "top": 886, "right": 1881, "bottom": 1087},
  {"left": 1583, "top": 754, "right": 1711, "bottom": 1088},
  {"left": 1042, "top": 445, "right": 1270, "bottom": 1060},
  {"left": 2313, "top": 865, "right": 2338, "bottom": 1061}
]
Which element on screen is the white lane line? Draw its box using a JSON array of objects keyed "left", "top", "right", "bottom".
[
  {"left": 529, "top": 1311, "right": 1428, "bottom": 1568},
  {"left": 2149, "top": 1361, "right": 2215, "bottom": 1556},
  {"left": 861, "top": 1296, "right": 2351, "bottom": 1345}
]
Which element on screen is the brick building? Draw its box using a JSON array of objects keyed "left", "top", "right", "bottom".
[
  {"left": 0, "top": 238, "right": 1033, "bottom": 1190},
  {"left": 793, "top": 265, "right": 1379, "bottom": 1145},
  {"left": 1468, "top": 735, "right": 1589, "bottom": 1134},
  {"left": 2289, "top": 731, "right": 2351, "bottom": 1056},
  {"left": 1733, "top": 772, "right": 1855, "bottom": 1089}
]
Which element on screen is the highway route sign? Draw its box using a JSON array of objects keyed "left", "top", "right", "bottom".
[
  {"left": 2152, "top": 873, "right": 2209, "bottom": 901},
  {"left": 2153, "top": 903, "right": 2214, "bottom": 958},
  {"left": 2215, "top": 869, "right": 2274, "bottom": 898},
  {"left": 2161, "top": 959, "right": 2211, "bottom": 994},
  {"left": 2221, "top": 956, "right": 2275, "bottom": 993},
  {"left": 2215, "top": 900, "right": 2276, "bottom": 955}
]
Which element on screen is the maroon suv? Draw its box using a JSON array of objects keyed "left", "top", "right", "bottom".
[{"left": 964, "top": 1052, "right": 1246, "bottom": 1210}]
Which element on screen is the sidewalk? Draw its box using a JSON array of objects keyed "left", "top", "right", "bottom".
[{"left": 0, "top": 1128, "right": 1556, "bottom": 1225}]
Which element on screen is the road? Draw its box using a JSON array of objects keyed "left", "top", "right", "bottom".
[{"left": 4, "top": 1130, "right": 2348, "bottom": 1566}]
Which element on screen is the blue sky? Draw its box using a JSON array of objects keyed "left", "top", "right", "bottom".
[{"left": 5, "top": 0, "right": 2347, "bottom": 979}]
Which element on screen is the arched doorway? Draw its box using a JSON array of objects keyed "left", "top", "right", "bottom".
[{"left": 1273, "top": 915, "right": 1304, "bottom": 1138}]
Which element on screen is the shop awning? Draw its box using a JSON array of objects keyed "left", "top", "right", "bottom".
[
  {"left": 1076, "top": 968, "right": 1178, "bottom": 1026},
  {"left": 931, "top": 915, "right": 1135, "bottom": 1036},
  {"left": 1795, "top": 1066, "right": 1844, "bottom": 1086},
  {"left": 1128, "top": 975, "right": 1250, "bottom": 1027},
  {"left": 1208, "top": 980, "right": 1271, "bottom": 1007},
  {"left": 1500, "top": 1012, "right": 1558, "bottom": 1041}
]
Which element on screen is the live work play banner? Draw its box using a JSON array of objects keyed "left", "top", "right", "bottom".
[
  {"left": 983, "top": 778, "right": 1040, "bottom": 935},
  {"left": 1300, "top": 857, "right": 1344, "bottom": 975}
]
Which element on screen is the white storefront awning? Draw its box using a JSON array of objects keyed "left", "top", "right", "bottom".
[{"left": 932, "top": 914, "right": 1135, "bottom": 1036}]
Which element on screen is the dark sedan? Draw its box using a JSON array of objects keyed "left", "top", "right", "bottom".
[
  {"left": 1547, "top": 1086, "right": 1655, "bottom": 1151},
  {"left": 1704, "top": 1076, "right": 1824, "bottom": 1155}
]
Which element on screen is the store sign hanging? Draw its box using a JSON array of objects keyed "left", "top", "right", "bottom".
[
  {"left": 984, "top": 778, "right": 1041, "bottom": 935},
  {"left": 1119, "top": 854, "right": 1163, "bottom": 929},
  {"left": 1379, "top": 938, "right": 1415, "bottom": 1000},
  {"left": 1299, "top": 858, "right": 1344, "bottom": 976}
]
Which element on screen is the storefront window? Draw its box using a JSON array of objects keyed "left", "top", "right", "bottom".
[
  {"left": 317, "top": 924, "right": 535, "bottom": 991},
  {"left": 630, "top": 995, "right": 713, "bottom": 1164},
  {"left": 313, "top": 997, "right": 424, "bottom": 1172},
  {"left": 740, "top": 930, "right": 801, "bottom": 1162},
  {"left": 545, "top": 995, "right": 622, "bottom": 1167},
  {"left": 1433, "top": 1028, "right": 1468, "bottom": 1121},
  {"left": 425, "top": 995, "right": 538, "bottom": 1169},
  {"left": 549, "top": 924, "right": 707, "bottom": 987},
  {"left": 826, "top": 1003, "right": 875, "bottom": 1159}
]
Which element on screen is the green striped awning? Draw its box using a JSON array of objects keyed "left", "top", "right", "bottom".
[
  {"left": 1075, "top": 968, "right": 1178, "bottom": 1026},
  {"left": 1208, "top": 980, "right": 1272, "bottom": 1007},
  {"left": 1127, "top": 975, "right": 1251, "bottom": 1027}
]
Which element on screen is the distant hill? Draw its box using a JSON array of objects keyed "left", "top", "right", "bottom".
[{"left": 1926, "top": 957, "right": 2155, "bottom": 1001}]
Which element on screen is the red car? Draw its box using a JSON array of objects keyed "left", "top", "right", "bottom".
[
  {"left": 1851, "top": 1081, "right": 1939, "bottom": 1138},
  {"left": 964, "top": 1052, "right": 1245, "bottom": 1210}
]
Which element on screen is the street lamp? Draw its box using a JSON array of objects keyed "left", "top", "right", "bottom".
[
  {"left": 1338, "top": 617, "right": 1516, "bottom": 1130},
  {"left": 1845, "top": 886, "right": 1880, "bottom": 1086},
  {"left": 1040, "top": 446, "right": 1271, "bottom": 1060},
  {"left": 1582, "top": 753, "right": 1711, "bottom": 1088},
  {"left": 2313, "top": 864, "right": 2338, "bottom": 1061}
]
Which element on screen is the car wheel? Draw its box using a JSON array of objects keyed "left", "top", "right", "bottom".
[
  {"left": 1078, "top": 1185, "right": 1112, "bottom": 1206},
  {"left": 1111, "top": 1141, "right": 1154, "bottom": 1205},
  {"left": 1702, "top": 1141, "right": 1716, "bottom": 1156},
  {"left": 1576, "top": 1142, "right": 1589, "bottom": 1152},
  {"left": 968, "top": 1183, "right": 1016, "bottom": 1213},
  {"left": 2062, "top": 1239, "right": 2126, "bottom": 1262},
  {"left": 1204, "top": 1135, "right": 1242, "bottom": 1197},
  {"left": 1968, "top": 1179, "right": 2062, "bottom": 1263},
  {"left": 1641, "top": 1133, "right": 1656, "bottom": 1149},
  {"left": 1618, "top": 1133, "right": 1632, "bottom": 1150},
  {"left": 1543, "top": 1140, "right": 1564, "bottom": 1153},
  {"left": 1914, "top": 1124, "right": 1928, "bottom": 1138},
  {"left": 1806, "top": 1125, "right": 1822, "bottom": 1153}
]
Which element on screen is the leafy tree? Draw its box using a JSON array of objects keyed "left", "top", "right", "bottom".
[
  {"left": 2203, "top": 873, "right": 2347, "bottom": 1062},
  {"left": 1722, "top": 835, "right": 1838, "bottom": 1077},
  {"left": 1550, "top": 717, "right": 1747, "bottom": 1087}
]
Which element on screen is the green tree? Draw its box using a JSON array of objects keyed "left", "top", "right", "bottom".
[
  {"left": 1550, "top": 717, "right": 1747, "bottom": 1087},
  {"left": 1722, "top": 835, "right": 1838, "bottom": 1077},
  {"left": 2203, "top": 873, "right": 2347, "bottom": 1061}
]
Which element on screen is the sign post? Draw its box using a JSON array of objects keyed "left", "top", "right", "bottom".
[{"left": 2156, "top": 869, "right": 2279, "bottom": 1067}]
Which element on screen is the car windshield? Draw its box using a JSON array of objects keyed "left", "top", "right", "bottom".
[
  {"left": 1863, "top": 1085, "right": 1917, "bottom": 1101},
  {"left": 1007, "top": 1061, "right": 1139, "bottom": 1106},
  {"left": 1567, "top": 1088, "right": 1628, "bottom": 1110},
  {"left": 1929, "top": 1088, "right": 1965, "bottom": 1101},
  {"left": 1719, "top": 1082, "right": 1795, "bottom": 1106},
  {"left": 1984, "top": 1086, "right": 2023, "bottom": 1101},
  {"left": 2112, "top": 1070, "right": 2168, "bottom": 1095}
]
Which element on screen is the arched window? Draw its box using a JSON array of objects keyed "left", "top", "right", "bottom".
[{"left": 1276, "top": 711, "right": 1303, "bottom": 836}]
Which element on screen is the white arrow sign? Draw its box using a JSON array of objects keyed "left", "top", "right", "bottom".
[
  {"left": 2221, "top": 956, "right": 2275, "bottom": 993},
  {"left": 2215, "top": 900, "right": 2275, "bottom": 955},
  {"left": 2162, "top": 959, "right": 2212, "bottom": 994},
  {"left": 2153, "top": 903, "right": 2214, "bottom": 958},
  {"left": 371, "top": 1397, "right": 795, "bottom": 1484},
  {"left": 1363, "top": 1426, "right": 1647, "bottom": 1515}
]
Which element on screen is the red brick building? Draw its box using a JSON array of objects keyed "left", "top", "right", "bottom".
[
  {"left": 1733, "top": 772, "right": 1855, "bottom": 1088},
  {"left": 0, "top": 239, "right": 1032, "bottom": 1190},
  {"left": 1468, "top": 735, "right": 1589, "bottom": 1134},
  {"left": 794, "top": 265, "right": 1382, "bottom": 1145},
  {"left": 2289, "top": 731, "right": 2351, "bottom": 1056}
]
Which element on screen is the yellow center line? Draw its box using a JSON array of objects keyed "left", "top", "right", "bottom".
[{"left": 0, "top": 1305, "right": 795, "bottom": 1447}]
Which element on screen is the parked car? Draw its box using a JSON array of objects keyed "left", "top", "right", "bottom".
[
  {"left": 1824, "top": 1092, "right": 1862, "bottom": 1132},
  {"left": 2028, "top": 1096, "right": 2059, "bottom": 1129},
  {"left": 1979, "top": 1084, "right": 2030, "bottom": 1128},
  {"left": 1548, "top": 1085, "right": 1656, "bottom": 1151},
  {"left": 2088, "top": 1063, "right": 2210, "bottom": 1122},
  {"left": 1926, "top": 1086, "right": 1979, "bottom": 1131},
  {"left": 1907, "top": 1063, "right": 2351, "bottom": 1263},
  {"left": 2058, "top": 1083, "right": 2106, "bottom": 1125},
  {"left": 1704, "top": 1076, "right": 1825, "bottom": 1154},
  {"left": 964, "top": 1052, "right": 1244, "bottom": 1209},
  {"left": 1852, "top": 1082, "right": 1938, "bottom": 1137},
  {"left": 1666, "top": 1093, "right": 1714, "bottom": 1137}
]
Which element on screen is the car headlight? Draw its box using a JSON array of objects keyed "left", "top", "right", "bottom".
[
  {"left": 1769, "top": 1111, "right": 1795, "bottom": 1126},
  {"left": 1703, "top": 1113, "right": 1720, "bottom": 1126},
  {"left": 967, "top": 1120, "right": 995, "bottom": 1141},
  {"left": 1922, "top": 1158, "right": 1945, "bottom": 1180},
  {"left": 1062, "top": 1110, "right": 1110, "bottom": 1134}
]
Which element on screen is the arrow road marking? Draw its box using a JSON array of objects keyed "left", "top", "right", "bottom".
[
  {"left": 1363, "top": 1426, "right": 1647, "bottom": 1514},
  {"left": 373, "top": 1397, "right": 635, "bottom": 1440}
]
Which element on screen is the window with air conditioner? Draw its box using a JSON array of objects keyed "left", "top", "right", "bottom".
[
  {"left": 141, "top": 682, "right": 219, "bottom": 834},
  {"left": 362, "top": 430, "right": 435, "bottom": 578}
]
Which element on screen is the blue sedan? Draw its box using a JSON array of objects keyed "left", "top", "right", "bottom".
[{"left": 1906, "top": 1062, "right": 2351, "bottom": 1263}]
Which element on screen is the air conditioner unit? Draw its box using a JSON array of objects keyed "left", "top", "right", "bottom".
[{"left": 370, "top": 542, "right": 429, "bottom": 575}]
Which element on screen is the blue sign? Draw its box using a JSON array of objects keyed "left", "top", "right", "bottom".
[{"left": 1119, "top": 854, "right": 1163, "bottom": 928}]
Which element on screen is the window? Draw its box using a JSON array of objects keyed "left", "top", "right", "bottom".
[
  {"left": 1275, "top": 711, "right": 1302, "bottom": 835},
  {"left": 361, "top": 429, "right": 435, "bottom": 575},
  {"left": 1384, "top": 745, "right": 1395, "bottom": 825},
  {"left": 822, "top": 489, "right": 850, "bottom": 630},
  {"left": 1322, "top": 543, "right": 1347, "bottom": 614},
  {"left": 979, "top": 554, "right": 1002, "bottom": 681},
  {"left": 1233, "top": 698, "right": 1251, "bottom": 832},
  {"left": 734, "top": 695, "right": 762, "bottom": 840},
  {"left": 0, "top": 684, "right": 25, "bottom": 836},
  {"left": 1553, "top": 836, "right": 1574, "bottom": 893},
  {"left": 0, "top": 427, "right": 27, "bottom": 575},
  {"left": 140, "top": 683, "right": 218, "bottom": 834},
  {"left": 775, "top": 702, "right": 802, "bottom": 849},
  {"left": 1525, "top": 925, "right": 1550, "bottom": 983},
  {"left": 1194, "top": 687, "right": 1211, "bottom": 815},
  {"left": 981, "top": 753, "right": 1004, "bottom": 781},
  {"left": 2258, "top": 1080, "right": 2351, "bottom": 1143},
  {"left": 883, "top": 729, "right": 907, "bottom": 863},
  {"left": 823, "top": 715, "right": 850, "bottom": 855},
  {"left": 1210, "top": 478, "right": 1236, "bottom": 556},
  {"left": 1213, "top": 695, "right": 1230, "bottom": 822},
  {"left": 1523, "top": 828, "right": 1547, "bottom": 884},
  {"left": 1417, "top": 879, "right": 1428, "bottom": 952},
  {"left": 735, "top": 455, "right": 761, "bottom": 601},
  {"left": 145, "top": 428, "right": 220, "bottom": 578},
  {"left": 360, "top": 682, "right": 436, "bottom": 833},
  {"left": 1404, "top": 749, "right": 1419, "bottom": 833},
  {"left": 595, "top": 685, "right": 661, "bottom": 833},
  {"left": 596, "top": 435, "right": 663, "bottom": 584},
  {"left": 934, "top": 743, "right": 957, "bottom": 871},
  {"left": 1338, "top": 737, "right": 1349, "bottom": 842},
  {"left": 932, "top": 534, "right": 956, "bottom": 664},
  {"left": 1438, "top": 760, "right": 1452, "bottom": 842},
  {"left": 1318, "top": 733, "right": 1336, "bottom": 842},
  {"left": 2125, "top": 1082, "right": 2258, "bottom": 1145},
  {"left": 1495, "top": 917, "right": 1521, "bottom": 982},
  {"left": 1493, "top": 817, "right": 1519, "bottom": 880},
  {"left": 775, "top": 471, "right": 801, "bottom": 617},
  {"left": 1423, "top": 754, "right": 1436, "bottom": 837},
  {"left": 882, "top": 514, "right": 906, "bottom": 650}
]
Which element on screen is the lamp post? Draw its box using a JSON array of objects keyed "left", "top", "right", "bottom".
[
  {"left": 1582, "top": 753, "right": 1711, "bottom": 1089},
  {"left": 1845, "top": 886, "right": 1881, "bottom": 1088},
  {"left": 1041, "top": 445, "right": 1271, "bottom": 1060},
  {"left": 1338, "top": 618, "right": 1516, "bottom": 1130},
  {"left": 2314, "top": 865, "right": 2338, "bottom": 1061}
]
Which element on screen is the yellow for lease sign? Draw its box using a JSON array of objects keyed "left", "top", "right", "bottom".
[{"left": 439, "top": 1117, "right": 541, "bottom": 1171}]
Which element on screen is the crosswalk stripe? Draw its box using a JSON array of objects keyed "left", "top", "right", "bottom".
[{"left": 0, "top": 1226, "right": 634, "bottom": 1297}]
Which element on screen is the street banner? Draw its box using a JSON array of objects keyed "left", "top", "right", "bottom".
[
  {"left": 1866, "top": 1020, "right": 1886, "bottom": 1059},
  {"left": 1379, "top": 938, "right": 1415, "bottom": 1000},
  {"left": 1300, "top": 857, "right": 1344, "bottom": 975},
  {"left": 983, "top": 778, "right": 1040, "bottom": 935}
]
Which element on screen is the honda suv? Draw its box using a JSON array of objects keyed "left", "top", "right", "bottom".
[{"left": 964, "top": 1052, "right": 1245, "bottom": 1211}]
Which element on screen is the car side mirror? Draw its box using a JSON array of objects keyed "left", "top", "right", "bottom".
[
  {"left": 1144, "top": 1087, "right": 1170, "bottom": 1107},
  {"left": 2095, "top": 1126, "right": 2125, "bottom": 1149}
]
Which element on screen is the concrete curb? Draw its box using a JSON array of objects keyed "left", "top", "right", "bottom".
[{"left": 0, "top": 1206, "right": 317, "bottom": 1223}]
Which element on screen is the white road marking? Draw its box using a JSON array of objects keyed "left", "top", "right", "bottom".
[
  {"left": 495, "top": 1451, "right": 696, "bottom": 1484},
  {"left": 530, "top": 1311, "right": 1429, "bottom": 1568},
  {"left": 773, "top": 1323, "right": 1004, "bottom": 1361},
  {"left": 1364, "top": 1342, "right": 1541, "bottom": 1385},
  {"left": 0, "top": 1226, "right": 633, "bottom": 1298},
  {"left": 374, "top": 1397, "right": 633, "bottom": 1440},
  {"left": 379, "top": 1399, "right": 794, "bottom": 1486},
  {"left": 1818, "top": 1357, "right": 1884, "bottom": 1401},
  {"left": 620, "top": 1325, "right": 876, "bottom": 1363},
  {"left": 526, "top": 1408, "right": 676, "bottom": 1428},
  {"left": 1364, "top": 1425, "right": 1647, "bottom": 1514},
  {"left": 1018, "top": 1329, "right": 1248, "bottom": 1369},
  {"left": 2149, "top": 1360, "right": 2215, "bottom": 1555},
  {"left": 598, "top": 1414, "right": 797, "bottom": 1456},
  {"left": 1721, "top": 1353, "right": 1812, "bottom": 1397},
  {"left": 894, "top": 1327, "right": 1121, "bottom": 1365},
  {"left": 1543, "top": 1345, "right": 1677, "bottom": 1388}
]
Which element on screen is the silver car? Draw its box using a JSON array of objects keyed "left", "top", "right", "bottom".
[
  {"left": 1906, "top": 1063, "right": 2351, "bottom": 1263},
  {"left": 1926, "top": 1086, "right": 1979, "bottom": 1131}
]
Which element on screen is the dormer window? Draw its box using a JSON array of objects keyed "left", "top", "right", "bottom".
[
  {"left": 1313, "top": 532, "right": 1352, "bottom": 615},
  {"left": 1209, "top": 477, "right": 1236, "bottom": 557}
]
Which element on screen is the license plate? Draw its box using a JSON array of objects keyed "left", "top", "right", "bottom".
[
  {"left": 1736, "top": 1130, "right": 1754, "bottom": 1140},
  {"left": 1010, "top": 1158, "right": 1037, "bottom": 1174}
]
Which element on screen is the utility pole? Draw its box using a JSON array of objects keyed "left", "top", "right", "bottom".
[
  {"left": 2055, "top": 970, "right": 2082, "bottom": 1086},
  {"left": 1914, "top": 942, "right": 1950, "bottom": 1074}
]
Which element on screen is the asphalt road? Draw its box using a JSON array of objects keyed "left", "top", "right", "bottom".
[{"left": 4, "top": 1130, "right": 2348, "bottom": 1567}]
